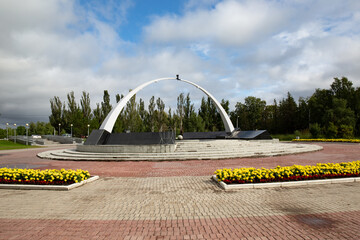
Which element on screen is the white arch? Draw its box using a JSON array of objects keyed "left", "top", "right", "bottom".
[{"left": 100, "top": 77, "right": 235, "bottom": 133}]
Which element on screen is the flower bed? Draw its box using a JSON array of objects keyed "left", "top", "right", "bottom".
[
  {"left": 0, "top": 168, "right": 91, "bottom": 185},
  {"left": 214, "top": 161, "right": 360, "bottom": 184},
  {"left": 292, "top": 138, "right": 360, "bottom": 143}
]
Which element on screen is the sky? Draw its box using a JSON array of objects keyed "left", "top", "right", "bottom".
[{"left": 1, "top": 0, "right": 360, "bottom": 128}]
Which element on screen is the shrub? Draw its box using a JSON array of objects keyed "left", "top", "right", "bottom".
[
  {"left": 338, "top": 124, "right": 353, "bottom": 139},
  {"left": 325, "top": 122, "right": 338, "bottom": 138},
  {"left": 310, "top": 123, "right": 322, "bottom": 138}
]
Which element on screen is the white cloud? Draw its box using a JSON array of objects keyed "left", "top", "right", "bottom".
[{"left": 145, "top": 0, "right": 287, "bottom": 47}]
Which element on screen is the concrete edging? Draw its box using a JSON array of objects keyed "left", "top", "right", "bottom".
[
  {"left": 0, "top": 176, "right": 99, "bottom": 191},
  {"left": 212, "top": 175, "right": 360, "bottom": 190}
]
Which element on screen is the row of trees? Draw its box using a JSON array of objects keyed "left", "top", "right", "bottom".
[
  {"left": 48, "top": 89, "right": 227, "bottom": 137},
  {"left": 1, "top": 77, "right": 358, "bottom": 139},
  {"left": 231, "top": 77, "right": 360, "bottom": 138},
  {"left": 46, "top": 77, "right": 359, "bottom": 138},
  {"left": 0, "top": 121, "right": 54, "bottom": 139}
]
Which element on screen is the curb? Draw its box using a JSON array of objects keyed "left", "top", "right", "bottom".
[
  {"left": 212, "top": 175, "right": 360, "bottom": 190},
  {"left": 0, "top": 176, "right": 99, "bottom": 191}
]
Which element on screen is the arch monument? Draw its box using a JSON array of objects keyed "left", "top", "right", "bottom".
[
  {"left": 85, "top": 75, "right": 234, "bottom": 147},
  {"left": 37, "top": 76, "right": 323, "bottom": 160}
]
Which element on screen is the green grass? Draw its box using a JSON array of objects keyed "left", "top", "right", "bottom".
[
  {"left": 271, "top": 132, "right": 312, "bottom": 141},
  {"left": 0, "top": 140, "right": 39, "bottom": 150}
]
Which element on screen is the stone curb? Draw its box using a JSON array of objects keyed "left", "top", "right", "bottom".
[
  {"left": 212, "top": 175, "right": 360, "bottom": 190},
  {"left": 0, "top": 176, "right": 99, "bottom": 191}
]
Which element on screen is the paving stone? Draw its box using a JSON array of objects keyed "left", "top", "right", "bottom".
[{"left": 1, "top": 143, "right": 360, "bottom": 239}]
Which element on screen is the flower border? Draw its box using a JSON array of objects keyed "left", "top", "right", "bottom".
[
  {"left": 292, "top": 138, "right": 360, "bottom": 143},
  {"left": 214, "top": 161, "right": 360, "bottom": 185},
  {"left": 0, "top": 168, "right": 91, "bottom": 186}
]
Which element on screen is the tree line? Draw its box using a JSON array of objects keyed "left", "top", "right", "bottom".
[
  {"left": 1, "top": 77, "right": 358, "bottom": 139},
  {"left": 48, "top": 90, "right": 227, "bottom": 137},
  {"left": 231, "top": 77, "right": 360, "bottom": 138}
]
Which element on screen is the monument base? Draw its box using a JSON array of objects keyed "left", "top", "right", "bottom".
[
  {"left": 85, "top": 130, "right": 175, "bottom": 145},
  {"left": 182, "top": 130, "right": 272, "bottom": 140},
  {"left": 77, "top": 144, "right": 176, "bottom": 153}
]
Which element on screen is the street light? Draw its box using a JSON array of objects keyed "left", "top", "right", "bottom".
[
  {"left": 87, "top": 124, "right": 90, "bottom": 137},
  {"left": 13, "top": 124, "right": 16, "bottom": 143},
  {"left": 58, "top": 123, "right": 61, "bottom": 136},
  {"left": 70, "top": 124, "right": 73, "bottom": 138},
  {"left": 25, "top": 123, "right": 29, "bottom": 145},
  {"left": 6, "top": 123, "right": 9, "bottom": 140},
  {"left": 236, "top": 116, "right": 239, "bottom": 129}
]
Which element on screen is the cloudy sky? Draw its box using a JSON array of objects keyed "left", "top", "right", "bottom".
[{"left": 1, "top": 0, "right": 360, "bottom": 128}]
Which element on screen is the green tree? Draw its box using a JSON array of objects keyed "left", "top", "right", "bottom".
[
  {"left": 92, "top": 103, "right": 102, "bottom": 130},
  {"left": 183, "top": 93, "right": 194, "bottom": 132},
  {"left": 49, "top": 96, "right": 65, "bottom": 133},
  {"left": 137, "top": 98, "right": 147, "bottom": 132},
  {"left": 198, "top": 97, "right": 210, "bottom": 131},
  {"left": 296, "top": 97, "right": 309, "bottom": 130},
  {"left": 17, "top": 126, "right": 26, "bottom": 135},
  {"left": 147, "top": 96, "right": 156, "bottom": 132},
  {"left": 64, "top": 91, "right": 82, "bottom": 136},
  {"left": 156, "top": 97, "right": 167, "bottom": 131},
  {"left": 308, "top": 89, "right": 333, "bottom": 126},
  {"left": 331, "top": 77, "right": 354, "bottom": 107},
  {"left": 113, "top": 93, "right": 125, "bottom": 133},
  {"left": 325, "top": 98, "right": 355, "bottom": 138},
  {"left": 101, "top": 90, "right": 112, "bottom": 119},
  {"left": 124, "top": 94, "right": 142, "bottom": 132},
  {"left": 278, "top": 92, "right": 297, "bottom": 133},
  {"left": 176, "top": 93, "right": 185, "bottom": 134},
  {"left": 233, "top": 96, "right": 266, "bottom": 130}
]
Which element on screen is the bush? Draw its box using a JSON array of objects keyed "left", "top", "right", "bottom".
[
  {"left": 338, "top": 125, "right": 353, "bottom": 139},
  {"left": 310, "top": 123, "right": 322, "bottom": 138},
  {"left": 325, "top": 122, "right": 338, "bottom": 138}
]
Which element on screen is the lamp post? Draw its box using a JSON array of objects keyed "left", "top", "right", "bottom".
[
  {"left": 6, "top": 123, "right": 9, "bottom": 140},
  {"left": 58, "top": 123, "right": 61, "bottom": 136},
  {"left": 70, "top": 124, "right": 73, "bottom": 138},
  {"left": 13, "top": 124, "right": 16, "bottom": 143},
  {"left": 236, "top": 116, "right": 239, "bottom": 129},
  {"left": 87, "top": 124, "right": 90, "bottom": 137},
  {"left": 25, "top": 123, "right": 29, "bottom": 145}
]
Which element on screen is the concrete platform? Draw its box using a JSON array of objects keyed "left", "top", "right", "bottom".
[{"left": 37, "top": 139, "right": 323, "bottom": 161}]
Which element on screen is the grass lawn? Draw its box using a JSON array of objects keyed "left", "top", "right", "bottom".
[
  {"left": 271, "top": 133, "right": 310, "bottom": 141},
  {"left": 0, "top": 140, "right": 39, "bottom": 150}
]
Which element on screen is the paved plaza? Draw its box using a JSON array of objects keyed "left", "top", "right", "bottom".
[{"left": 0, "top": 142, "right": 360, "bottom": 239}]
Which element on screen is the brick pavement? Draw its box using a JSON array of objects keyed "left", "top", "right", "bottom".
[
  {"left": 0, "top": 142, "right": 359, "bottom": 177},
  {"left": 0, "top": 143, "right": 360, "bottom": 239}
]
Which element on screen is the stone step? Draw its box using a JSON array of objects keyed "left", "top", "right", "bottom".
[
  {"left": 38, "top": 140, "right": 322, "bottom": 161},
  {"left": 37, "top": 142, "right": 323, "bottom": 161}
]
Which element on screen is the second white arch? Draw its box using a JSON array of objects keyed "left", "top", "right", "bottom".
[{"left": 100, "top": 77, "right": 235, "bottom": 133}]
